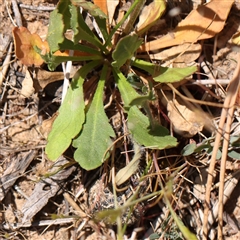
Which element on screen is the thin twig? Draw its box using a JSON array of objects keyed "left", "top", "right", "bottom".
[
  {"left": 217, "top": 82, "right": 239, "bottom": 239},
  {"left": 202, "top": 53, "right": 240, "bottom": 239},
  {"left": 19, "top": 4, "right": 55, "bottom": 11},
  {"left": 0, "top": 99, "right": 59, "bottom": 133},
  {"left": 0, "top": 42, "right": 13, "bottom": 87},
  {"left": 4, "top": 0, "right": 17, "bottom": 26},
  {"left": 193, "top": 79, "right": 230, "bottom": 85},
  {"left": 11, "top": 0, "right": 23, "bottom": 27},
  {"left": 1, "top": 218, "right": 76, "bottom": 230}
]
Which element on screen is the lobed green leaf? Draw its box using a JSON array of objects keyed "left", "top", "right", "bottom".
[
  {"left": 132, "top": 59, "right": 197, "bottom": 83},
  {"left": 73, "top": 64, "right": 115, "bottom": 170},
  {"left": 45, "top": 60, "right": 101, "bottom": 161},
  {"left": 112, "top": 34, "right": 142, "bottom": 68},
  {"left": 128, "top": 106, "right": 178, "bottom": 149},
  {"left": 71, "top": 0, "right": 107, "bottom": 19},
  {"left": 69, "top": 4, "right": 104, "bottom": 50},
  {"left": 113, "top": 68, "right": 140, "bottom": 110},
  {"left": 47, "top": 0, "right": 72, "bottom": 53}
]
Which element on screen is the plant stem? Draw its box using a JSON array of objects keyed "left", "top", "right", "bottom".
[
  {"left": 104, "top": 0, "right": 144, "bottom": 48},
  {"left": 123, "top": 0, "right": 146, "bottom": 35}
]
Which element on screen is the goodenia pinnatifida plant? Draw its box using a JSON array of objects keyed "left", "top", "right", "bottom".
[{"left": 36, "top": 0, "right": 197, "bottom": 170}]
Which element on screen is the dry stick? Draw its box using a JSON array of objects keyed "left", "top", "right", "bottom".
[
  {"left": 11, "top": 0, "right": 23, "bottom": 27},
  {"left": 1, "top": 218, "right": 77, "bottom": 230},
  {"left": 63, "top": 192, "right": 87, "bottom": 218},
  {"left": 19, "top": 4, "right": 55, "bottom": 11},
  {"left": 202, "top": 53, "right": 240, "bottom": 239},
  {"left": 4, "top": 0, "right": 16, "bottom": 26},
  {"left": 217, "top": 75, "right": 240, "bottom": 239},
  {"left": 0, "top": 42, "right": 13, "bottom": 87},
  {"left": 167, "top": 83, "right": 224, "bottom": 108}
]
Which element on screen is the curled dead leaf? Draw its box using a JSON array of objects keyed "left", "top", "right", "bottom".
[
  {"left": 137, "top": 0, "right": 166, "bottom": 35},
  {"left": 12, "top": 27, "right": 49, "bottom": 66},
  {"left": 167, "top": 99, "right": 205, "bottom": 137},
  {"left": 39, "top": 113, "right": 59, "bottom": 139},
  {"left": 150, "top": 43, "right": 201, "bottom": 66},
  {"left": 21, "top": 69, "right": 34, "bottom": 98},
  {"left": 161, "top": 92, "right": 212, "bottom": 137},
  {"left": 139, "top": 0, "right": 234, "bottom": 52}
]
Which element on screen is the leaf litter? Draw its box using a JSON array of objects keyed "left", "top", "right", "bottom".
[{"left": 1, "top": 0, "right": 240, "bottom": 239}]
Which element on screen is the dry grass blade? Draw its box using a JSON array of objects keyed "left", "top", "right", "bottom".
[{"left": 202, "top": 53, "right": 240, "bottom": 239}]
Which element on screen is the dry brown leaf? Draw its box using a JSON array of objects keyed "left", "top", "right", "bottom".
[
  {"left": 21, "top": 69, "right": 34, "bottom": 97},
  {"left": 167, "top": 98, "right": 205, "bottom": 137},
  {"left": 150, "top": 43, "right": 201, "bottom": 64},
  {"left": 12, "top": 27, "right": 49, "bottom": 66},
  {"left": 136, "top": 0, "right": 166, "bottom": 35},
  {"left": 106, "top": 0, "right": 119, "bottom": 24},
  {"left": 33, "top": 68, "right": 77, "bottom": 91},
  {"left": 139, "top": 0, "right": 234, "bottom": 52},
  {"left": 35, "top": 69, "right": 64, "bottom": 89},
  {"left": 93, "top": 0, "right": 108, "bottom": 16},
  {"left": 39, "top": 113, "right": 59, "bottom": 139},
  {"left": 231, "top": 31, "right": 240, "bottom": 45},
  {"left": 161, "top": 92, "right": 207, "bottom": 137}
]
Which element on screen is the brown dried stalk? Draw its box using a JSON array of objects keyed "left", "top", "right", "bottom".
[{"left": 202, "top": 53, "right": 240, "bottom": 239}]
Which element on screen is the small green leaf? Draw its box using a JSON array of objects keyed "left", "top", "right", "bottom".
[
  {"left": 230, "top": 135, "right": 240, "bottom": 145},
  {"left": 181, "top": 143, "right": 197, "bottom": 156},
  {"left": 228, "top": 150, "right": 240, "bottom": 160},
  {"left": 112, "top": 34, "right": 142, "bottom": 68},
  {"left": 47, "top": 0, "right": 72, "bottom": 52},
  {"left": 149, "top": 233, "right": 160, "bottom": 240},
  {"left": 71, "top": 0, "right": 107, "bottom": 19},
  {"left": 132, "top": 59, "right": 197, "bottom": 83},
  {"left": 153, "top": 65, "right": 197, "bottom": 83},
  {"left": 73, "top": 64, "right": 115, "bottom": 170},
  {"left": 47, "top": 10, "right": 65, "bottom": 53},
  {"left": 128, "top": 106, "right": 178, "bottom": 149},
  {"left": 69, "top": 4, "right": 104, "bottom": 50},
  {"left": 194, "top": 143, "right": 211, "bottom": 153},
  {"left": 95, "top": 208, "right": 123, "bottom": 224},
  {"left": 113, "top": 68, "right": 140, "bottom": 109},
  {"left": 45, "top": 60, "right": 101, "bottom": 161}
]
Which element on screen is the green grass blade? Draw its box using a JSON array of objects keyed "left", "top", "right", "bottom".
[{"left": 164, "top": 179, "right": 198, "bottom": 240}]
